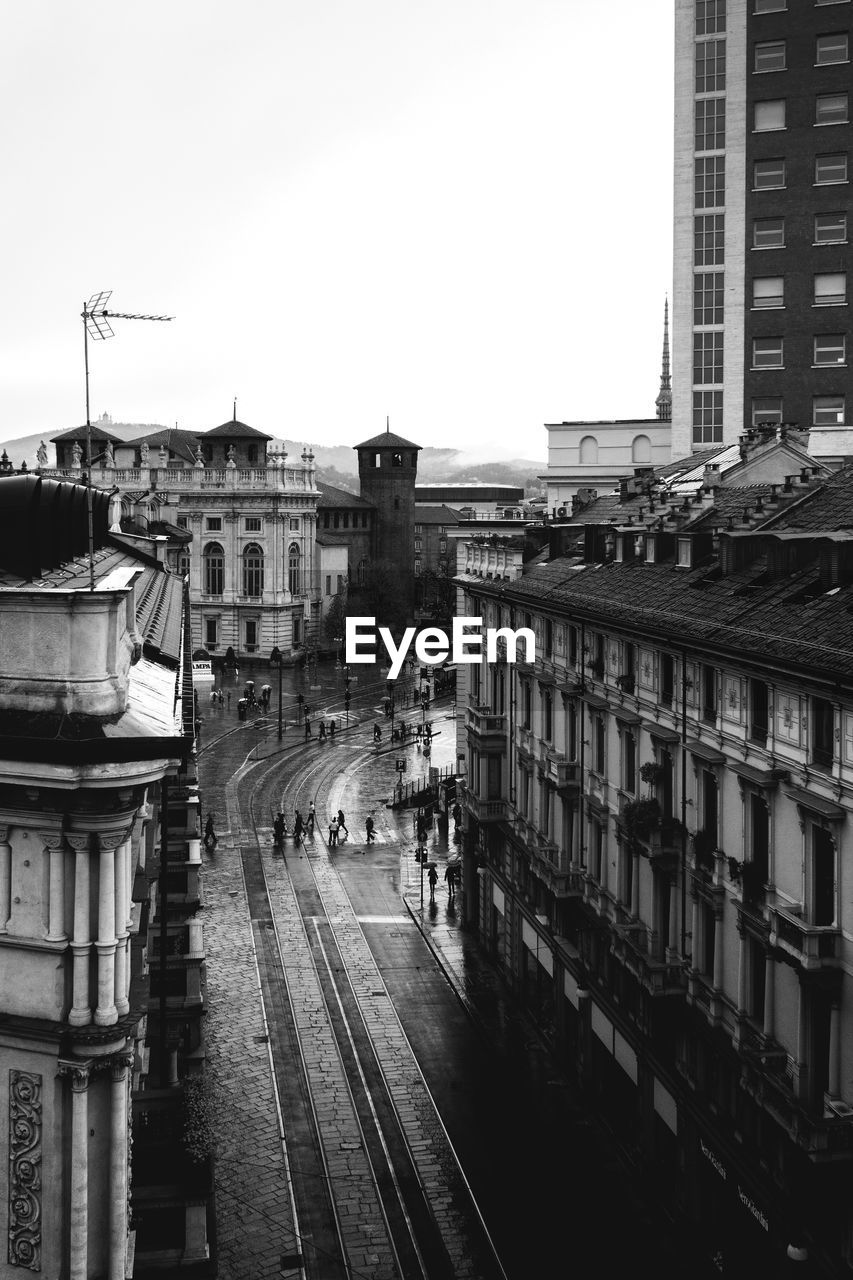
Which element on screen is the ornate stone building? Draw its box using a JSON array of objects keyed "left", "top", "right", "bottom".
[
  {"left": 456, "top": 453, "right": 853, "bottom": 1278},
  {"left": 0, "top": 472, "right": 208, "bottom": 1277}
]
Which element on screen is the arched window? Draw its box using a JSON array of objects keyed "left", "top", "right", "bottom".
[
  {"left": 357, "top": 557, "right": 369, "bottom": 586},
  {"left": 632, "top": 434, "right": 652, "bottom": 463},
  {"left": 579, "top": 435, "right": 599, "bottom": 464},
  {"left": 288, "top": 542, "right": 301, "bottom": 595},
  {"left": 242, "top": 543, "right": 264, "bottom": 597},
  {"left": 203, "top": 543, "right": 224, "bottom": 596}
]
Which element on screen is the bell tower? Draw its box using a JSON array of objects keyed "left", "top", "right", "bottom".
[{"left": 354, "top": 421, "right": 421, "bottom": 586}]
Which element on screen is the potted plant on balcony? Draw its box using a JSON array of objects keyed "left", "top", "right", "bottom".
[
  {"left": 615, "top": 672, "right": 635, "bottom": 694},
  {"left": 639, "top": 760, "right": 665, "bottom": 791},
  {"left": 621, "top": 797, "right": 662, "bottom": 851},
  {"left": 588, "top": 654, "right": 605, "bottom": 680}
]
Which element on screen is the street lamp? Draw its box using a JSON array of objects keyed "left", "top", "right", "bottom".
[
  {"left": 271, "top": 646, "right": 283, "bottom": 741},
  {"left": 386, "top": 676, "right": 395, "bottom": 739}
]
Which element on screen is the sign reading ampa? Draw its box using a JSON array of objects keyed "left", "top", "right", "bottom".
[{"left": 345, "top": 616, "right": 536, "bottom": 679}]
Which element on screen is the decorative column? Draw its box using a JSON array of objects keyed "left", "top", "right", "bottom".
[
  {"left": 114, "top": 838, "right": 132, "bottom": 1016},
  {"left": 95, "top": 832, "right": 123, "bottom": 1026},
  {"left": 68, "top": 835, "right": 93, "bottom": 1026},
  {"left": 737, "top": 932, "right": 748, "bottom": 1015},
  {"left": 690, "top": 897, "right": 700, "bottom": 972},
  {"left": 668, "top": 877, "right": 679, "bottom": 956},
  {"left": 65, "top": 1062, "right": 91, "bottom": 1280},
  {"left": 43, "top": 832, "right": 67, "bottom": 942},
  {"left": 109, "top": 1057, "right": 131, "bottom": 1280},
  {"left": 0, "top": 824, "right": 11, "bottom": 933},
  {"left": 631, "top": 848, "right": 640, "bottom": 918}
]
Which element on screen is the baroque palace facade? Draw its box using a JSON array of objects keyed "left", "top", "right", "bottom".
[{"left": 456, "top": 447, "right": 853, "bottom": 1278}]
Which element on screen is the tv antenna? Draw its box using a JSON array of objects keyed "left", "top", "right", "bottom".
[{"left": 81, "top": 291, "right": 174, "bottom": 589}]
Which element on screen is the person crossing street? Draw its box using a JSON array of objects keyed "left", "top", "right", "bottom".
[{"left": 337, "top": 808, "right": 349, "bottom": 839}]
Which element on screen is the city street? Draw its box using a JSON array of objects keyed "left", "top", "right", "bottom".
[{"left": 196, "top": 663, "right": 708, "bottom": 1279}]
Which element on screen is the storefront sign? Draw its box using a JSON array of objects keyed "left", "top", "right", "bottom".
[{"left": 700, "top": 1139, "right": 770, "bottom": 1232}]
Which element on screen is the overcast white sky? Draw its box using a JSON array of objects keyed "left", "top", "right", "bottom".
[{"left": 1, "top": 2, "right": 673, "bottom": 461}]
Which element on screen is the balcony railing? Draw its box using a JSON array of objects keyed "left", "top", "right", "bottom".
[
  {"left": 42, "top": 462, "right": 316, "bottom": 492},
  {"left": 545, "top": 751, "right": 578, "bottom": 790},
  {"left": 466, "top": 795, "right": 508, "bottom": 823},
  {"left": 466, "top": 705, "right": 507, "bottom": 742},
  {"left": 770, "top": 904, "right": 840, "bottom": 969}
]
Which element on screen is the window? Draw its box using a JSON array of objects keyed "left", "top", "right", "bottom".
[
  {"left": 579, "top": 435, "right": 599, "bottom": 464},
  {"left": 694, "top": 272, "right": 724, "bottom": 324},
  {"left": 177, "top": 515, "right": 188, "bottom": 529},
  {"left": 815, "top": 271, "right": 847, "bottom": 303},
  {"left": 753, "top": 157, "right": 785, "bottom": 188},
  {"left": 391, "top": 452, "right": 403, "bottom": 467},
  {"left": 754, "top": 100, "right": 786, "bottom": 131},
  {"left": 694, "top": 332, "right": 724, "bottom": 384},
  {"left": 810, "top": 826, "right": 836, "bottom": 926},
  {"left": 632, "top": 434, "right": 651, "bottom": 463},
  {"left": 696, "top": 0, "right": 726, "bottom": 34},
  {"left": 522, "top": 681, "right": 532, "bottom": 730},
  {"left": 204, "top": 618, "right": 218, "bottom": 649},
  {"left": 242, "top": 543, "right": 264, "bottom": 597},
  {"left": 753, "top": 216, "right": 785, "bottom": 248},
  {"left": 288, "top": 543, "right": 301, "bottom": 595},
  {"left": 815, "top": 153, "right": 848, "bottom": 183},
  {"left": 247, "top": 444, "right": 258, "bottom": 464},
  {"left": 696, "top": 39, "right": 726, "bottom": 92},
  {"left": 695, "top": 213, "right": 725, "bottom": 265},
  {"left": 414, "top": 537, "right": 422, "bottom": 553},
  {"left": 702, "top": 665, "right": 717, "bottom": 724},
  {"left": 816, "top": 33, "right": 849, "bottom": 64},
  {"left": 622, "top": 729, "right": 636, "bottom": 794},
  {"left": 178, "top": 551, "right": 190, "bottom": 577},
  {"left": 245, "top": 619, "right": 258, "bottom": 652},
  {"left": 701, "top": 769, "right": 719, "bottom": 846},
  {"left": 289, "top": 517, "right": 300, "bottom": 532},
  {"left": 696, "top": 98, "right": 726, "bottom": 151},
  {"left": 695, "top": 156, "right": 725, "bottom": 208},
  {"left": 753, "top": 276, "right": 784, "bottom": 308},
  {"left": 754, "top": 41, "right": 786, "bottom": 72},
  {"left": 816, "top": 93, "right": 849, "bottom": 124},
  {"left": 661, "top": 653, "right": 675, "bottom": 706},
  {"left": 750, "top": 679, "right": 769, "bottom": 744},
  {"left": 591, "top": 711, "right": 606, "bottom": 776},
  {"left": 542, "top": 691, "right": 553, "bottom": 742},
  {"left": 753, "top": 336, "right": 784, "bottom": 368},
  {"left": 245, "top": 516, "right": 262, "bottom": 532},
  {"left": 414, "top": 558, "right": 422, "bottom": 576},
  {"left": 357, "top": 557, "right": 368, "bottom": 586},
  {"left": 205, "top": 516, "right": 222, "bottom": 532},
  {"left": 693, "top": 392, "right": 723, "bottom": 444},
  {"left": 324, "top": 574, "right": 332, "bottom": 595},
  {"left": 813, "top": 395, "right": 845, "bottom": 424},
  {"left": 203, "top": 543, "right": 224, "bottom": 596},
  {"left": 814, "top": 334, "right": 846, "bottom": 364},
  {"left": 293, "top": 615, "right": 302, "bottom": 646},
  {"left": 815, "top": 211, "right": 847, "bottom": 242},
  {"left": 752, "top": 397, "right": 784, "bottom": 424}
]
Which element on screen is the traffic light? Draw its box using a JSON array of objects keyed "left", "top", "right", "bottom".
[{"left": 344, "top": 690, "right": 351, "bottom": 709}]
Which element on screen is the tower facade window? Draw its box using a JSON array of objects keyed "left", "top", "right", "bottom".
[
  {"left": 288, "top": 543, "right": 301, "bottom": 595},
  {"left": 203, "top": 543, "right": 224, "bottom": 596},
  {"left": 242, "top": 543, "right": 264, "bottom": 597}
]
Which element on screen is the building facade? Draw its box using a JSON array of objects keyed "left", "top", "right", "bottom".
[
  {"left": 0, "top": 472, "right": 211, "bottom": 1278},
  {"left": 456, "top": 457, "right": 853, "bottom": 1278},
  {"left": 673, "top": 0, "right": 853, "bottom": 458}
]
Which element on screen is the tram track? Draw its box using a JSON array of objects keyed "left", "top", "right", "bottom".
[{"left": 234, "top": 738, "right": 507, "bottom": 1280}]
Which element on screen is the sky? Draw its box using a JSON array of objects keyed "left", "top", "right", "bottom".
[{"left": 2, "top": 2, "right": 674, "bottom": 462}]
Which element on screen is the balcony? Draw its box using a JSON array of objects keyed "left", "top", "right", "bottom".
[
  {"left": 769, "top": 904, "right": 840, "bottom": 970},
  {"left": 528, "top": 837, "right": 585, "bottom": 898},
  {"left": 610, "top": 923, "right": 686, "bottom": 996},
  {"left": 466, "top": 794, "right": 508, "bottom": 823},
  {"left": 466, "top": 705, "right": 507, "bottom": 747},
  {"left": 545, "top": 751, "right": 579, "bottom": 791}
]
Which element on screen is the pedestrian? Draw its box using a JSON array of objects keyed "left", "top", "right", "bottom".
[
  {"left": 227, "top": 690, "right": 231, "bottom": 708},
  {"left": 365, "top": 816, "right": 375, "bottom": 844},
  {"left": 373, "top": 723, "right": 381, "bottom": 744},
  {"left": 329, "top": 816, "right": 339, "bottom": 847},
  {"left": 416, "top": 723, "right": 422, "bottom": 740},
  {"left": 204, "top": 812, "right": 217, "bottom": 849},
  {"left": 444, "top": 863, "right": 456, "bottom": 900},
  {"left": 306, "top": 801, "right": 315, "bottom": 834},
  {"left": 294, "top": 810, "right": 304, "bottom": 842},
  {"left": 337, "top": 809, "right": 349, "bottom": 839},
  {"left": 427, "top": 863, "right": 438, "bottom": 902},
  {"left": 210, "top": 688, "right": 217, "bottom": 704},
  {"left": 304, "top": 716, "right": 311, "bottom": 741},
  {"left": 318, "top": 721, "right": 326, "bottom": 741},
  {"left": 452, "top": 802, "right": 462, "bottom": 831},
  {"left": 329, "top": 720, "right": 336, "bottom": 741},
  {"left": 273, "top": 811, "right": 286, "bottom": 846},
  {"left": 218, "top": 689, "right": 224, "bottom": 707}
]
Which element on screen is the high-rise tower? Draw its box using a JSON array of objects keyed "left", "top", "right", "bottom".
[{"left": 672, "top": 0, "right": 852, "bottom": 457}]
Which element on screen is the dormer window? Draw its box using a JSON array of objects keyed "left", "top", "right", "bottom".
[{"left": 677, "top": 537, "right": 692, "bottom": 568}]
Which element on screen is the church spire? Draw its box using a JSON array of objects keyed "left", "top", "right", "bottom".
[{"left": 655, "top": 297, "right": 672, "bottom": 422}]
